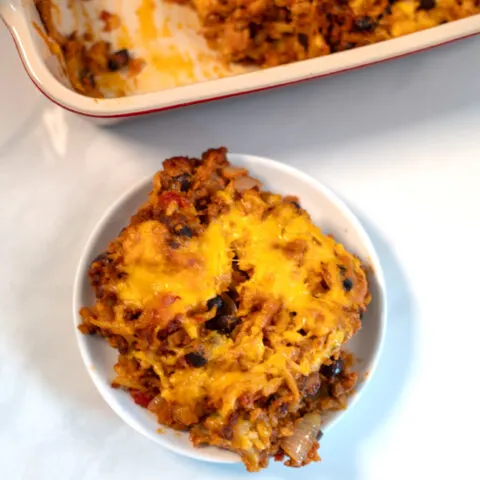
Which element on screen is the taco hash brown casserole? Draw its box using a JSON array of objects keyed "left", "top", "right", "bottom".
[{"left": 79, "top": 147, "right": 371, "bottom": 471}]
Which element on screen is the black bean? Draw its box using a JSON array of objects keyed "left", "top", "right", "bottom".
[
  {"left": 175, "top": 225, "right": 193, "bottom": 238},
  {"left": 173, "top": 174, "right": 192, "bottom": 192},
  {"left": 108, "top": 49, "right": 130, "bottom": 71},
  {"left": 298, "top": 328, "right": 307, "bottom": 336},
  {"left": 297, "top": 33, "right": 309, "bottom": 50},
  {"left": 205, "top": 315, "right": 239, "bottom": 334},
  {"left": 321, "top": 357, "right": 344, "bottom": 378},
  {"left": 343, "top": 278, "right": 353, "bottom": 292},
  {"left": 388, "top": 0, "right": 397, "bottom": 3},
  {"left": 419, "top": 0, "right": 435, "bottom": 9},
  {"left": 184, "top": 352, "right": 207, "bottom": 367},
  {"left": 219, "top": 293, "right": 238, "bottom": 315},
  {"left": 316, "top": 429, "right": 324, "bottom": 441},
  {"left": 290, "top": 311, "right": 297, "bottom": 317},
  {"left": 290, "top": 200, "right": 301, "bottom": 210},
  {"left": 354, "top": 16, "right": 375, "bottom": 32},
  {"left": 207, "top": 295, "right": 224, "bottom": 310}
]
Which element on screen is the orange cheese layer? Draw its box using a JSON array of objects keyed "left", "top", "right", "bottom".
[{"left": 111, "top": 186, "right": 367, "bottom": 415}]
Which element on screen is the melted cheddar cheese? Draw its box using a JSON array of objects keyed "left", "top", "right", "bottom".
[{"left": 109, "top": 185, "right": 367, "bottom": 415}]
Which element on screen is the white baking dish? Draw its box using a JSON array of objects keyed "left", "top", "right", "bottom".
[{"left": 1, "top": 0, "right": 479, "bottom": 121}]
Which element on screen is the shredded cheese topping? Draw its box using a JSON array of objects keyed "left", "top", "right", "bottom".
[{"left": 109, "top": 186, "right": 367, "bottom": 416}]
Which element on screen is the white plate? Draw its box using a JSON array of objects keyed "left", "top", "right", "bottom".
[
  {"left": 73, "top": 153, "right": 387, "bottom": 465},
  {"left": 1, "top": 0, "right": 479, "bottom": 121}
]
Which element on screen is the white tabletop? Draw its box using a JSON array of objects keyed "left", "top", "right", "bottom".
[{"left": 1, "top": 22, "right": 479, "bottom": 480}]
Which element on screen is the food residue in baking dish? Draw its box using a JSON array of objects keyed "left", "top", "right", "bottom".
[
  {"left": 32, "top": 21, "right": 63, "bottom": 58},
  {"left": 34, "top": 0, "right": 245, "bottom": 98},
  {"left": 137, "top": 0, "right": 161, "bottom": 42}
]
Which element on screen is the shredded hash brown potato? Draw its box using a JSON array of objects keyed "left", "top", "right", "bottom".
[
  {"left": 35, "top": 0, "right": 479, "bottom": 97},
  {"left": 79, "top": 147, "right": 370, "bottom": 471}
]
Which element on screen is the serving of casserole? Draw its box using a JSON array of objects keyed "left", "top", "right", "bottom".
[{"left": 77, "top": 147, "right": 377, "bottom": 471}]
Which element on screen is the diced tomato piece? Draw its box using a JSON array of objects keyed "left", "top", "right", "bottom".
[
  {"left": 157, "top": 191, "right": 189, "bottom": 209},
  {"left": 131, "top": 390, "right": 153, "bottom": 408}
]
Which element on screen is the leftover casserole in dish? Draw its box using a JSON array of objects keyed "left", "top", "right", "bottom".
[
  {"left": 34, "top": 0, "right": 480, "bottom": 97},
  {"left": 2, "top": 1, "right": 478, "bottom": 117},
  {"left": 187, "top": 0, "right": 480, "bottom": 66}
]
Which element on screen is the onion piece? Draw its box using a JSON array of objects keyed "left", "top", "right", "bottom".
[
  {"left": 233, "top": 175, "right": 262, "bottom": 192},
  {"left": 221, "top": 166, "right": 248, "bottom": 179},
  {"left": 147, "top": 394, "right": 164, "bottom": 413},
  {"left": 280, "top": 413, "right": 323, "bottom": 464}
]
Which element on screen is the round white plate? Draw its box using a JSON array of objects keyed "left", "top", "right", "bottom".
[{"left": 73, "top": 153, "right": 387, "bottom": 465}]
